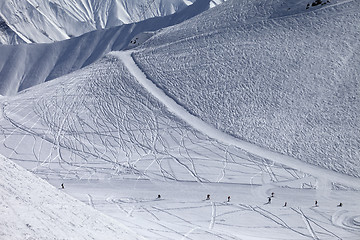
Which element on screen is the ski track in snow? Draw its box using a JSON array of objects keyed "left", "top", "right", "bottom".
[
  {"left": 114, "top": 50, "right": 360, "bottom": 191},
  {"left": 87, "top": 194, "right": 95, "bottom": 208},
  {"left": 209, "top": 201, "right": 216, "bottom": 229},
  {"left": 298, "top": 208, "right": 320, "bottom": 240}
]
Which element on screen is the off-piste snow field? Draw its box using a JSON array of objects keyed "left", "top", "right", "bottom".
[{"left": 0, "top": 0, "right": 360, "bottom": 239}]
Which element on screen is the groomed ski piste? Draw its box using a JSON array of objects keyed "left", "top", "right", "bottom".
[{"left": 0, "top": 0, "right": 360, "bottom": 239}]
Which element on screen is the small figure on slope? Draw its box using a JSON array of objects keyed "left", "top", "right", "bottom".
[
  {"left": 61, "top": 183, "right": 64, "bottom": 189},
  {"left": 267, "top": 197, "right": 272, "bottom": 204},
  {"left": 227, "top": 196, "right": 231, "bottom": 202},
  {"left": 315, "top": 200, "right": 318, "bottom": 207},
  {"left": 337, "top": 202, "right": 343, "bottom": 207},
  {"left": 157, "top": 194, "right": 161, "bottom": 199},
  {"left": 206, "top": 194, "right": 210, "bottom": 200},
  {"left": 283, "top": 202, "right": 287, "bottom": 207}
]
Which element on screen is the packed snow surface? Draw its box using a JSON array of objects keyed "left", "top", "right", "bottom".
[{"left": 0, "top": 0, "right": 359, "bottom": 239}]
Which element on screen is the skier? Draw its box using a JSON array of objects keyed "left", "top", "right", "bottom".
[
  {"left": 283, "top": 202, "right": 287, "bottom": 207},
  {"left": 271, "top": 192, "right": 274, "bottom": 198},
  {"left": 315, "top": 200, "right": 318, "bottom": 207},
  {"left": 337, "top": 202, "right": 343, "bottom": 207},
  {"left": 206, "top": 194, "right": 210, "bottom": 200},
  {"left": 61, "top": 183, "right": 64, "bottom": 189},
  {"left": 227, "top": 196, "right": 231, "bottom": 202},
  {"left": 267, "top": 197, "right": 271, "bottom": 204},
  {"left": 157, "top": 194, "right": 161, "bottom": 199}
]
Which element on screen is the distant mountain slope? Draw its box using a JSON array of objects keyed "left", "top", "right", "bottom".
[
  {"left": 0, "top": 15, "right": 26, "bottom": 45},
  {"left": 0, "top": 0, "right": 198, "bottom": 44},
  {"left": 133, "top": 0, "right": 360, "bottom": 176},
  {"left": 0, "top": 154, "right": 140, "bottom": 239},
  {"left": 0, "top": 0, "right": 219, "bottom": 96}
]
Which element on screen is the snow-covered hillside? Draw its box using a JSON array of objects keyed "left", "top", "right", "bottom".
[
  {"left": 133, "top": 0, "right": 360, "bottom": 177},
  {"left": 1, "top": 46, "right": 360, "bottom": 240},
  {"left": 0, "top": 154, "right": 140, "bottom": 239},
  {"left": 0, "top": 0, "right": 217, "bottom": 95},
  {"left": 0, "top": 0, "right": 359, "bottom": 239},
  {"left": 0, "top": 15, "right": 25, "bottom": 44},
  {"left": 0, "top": 0, "right": 201, "bottom": 44}
]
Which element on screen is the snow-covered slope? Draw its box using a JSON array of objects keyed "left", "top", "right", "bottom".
[
  {"left": 133, "top": 0, "right": 360, "bottom": 177},
  {"left": 1, "top": 47, "right": 360, "bottom": 240},
  {"left": 0, "top": 0, "right": 218, "bottom": 96},
  {"left": 0, "top": 154, "right": 140, "bottom": 240},
  {"left": 0, "top": 0, "right": 200, "bottom": 45},
  {"left": 0, "top": 15, "right": 26, "bottom": 45},
  {"left": 0, "top": 0, "right": 359, "bottom": 239}
]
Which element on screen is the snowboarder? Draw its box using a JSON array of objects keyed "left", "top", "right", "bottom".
[
  {"left": 267, "top": 197, "right": 271, "bottom": 204},
  {"left": 283, "top": 202, "right": 287, "bottom": 207},
  {"left": 206, "top": 194, "right": 210, "bottom": 200},
  {"left": 337, "top": 202, "right": 343, "bottom": 207},
  {"left": 61, "top": 183, "right": 64, "bottom": 189},
  {"left": 227, "top": 196, "right": 231, "bottom": 202},
  {"left": 315, "top": 200, "right": 318, "bottom": 207}
]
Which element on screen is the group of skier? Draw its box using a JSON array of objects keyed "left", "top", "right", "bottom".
[
  {"left": 60, "top": 183, "right": 344, "bottom": 208},
  {"left": 203, "top": 191, "right": 343, "bottom": 208}
]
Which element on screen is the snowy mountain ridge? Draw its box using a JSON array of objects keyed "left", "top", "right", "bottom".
[
  {"left": 0, "top": 0, "right": 218, "bottom": 96},
  {"left": 0, "top": 0, "right": 201, "bottom": 45}
]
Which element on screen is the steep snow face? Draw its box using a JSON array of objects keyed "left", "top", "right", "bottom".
[
  {"left": 0, "top": 25, "right": 136, "bottom": 96},
  {"left": 0, "top": 0, "right": 198, "bottom": 44},
  {"left": 0, "top": 15, "right": 26, "bottom": 45},
  {"left": 133, "top": 0, "right": 360, "bottom": 177},
  {"left": 0, "top": 154, "right": 140, "bottom": 239}
]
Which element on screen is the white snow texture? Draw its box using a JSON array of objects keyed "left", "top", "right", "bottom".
[{"left": 0, "top": 0, "right": 359, "bottom": 239}]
